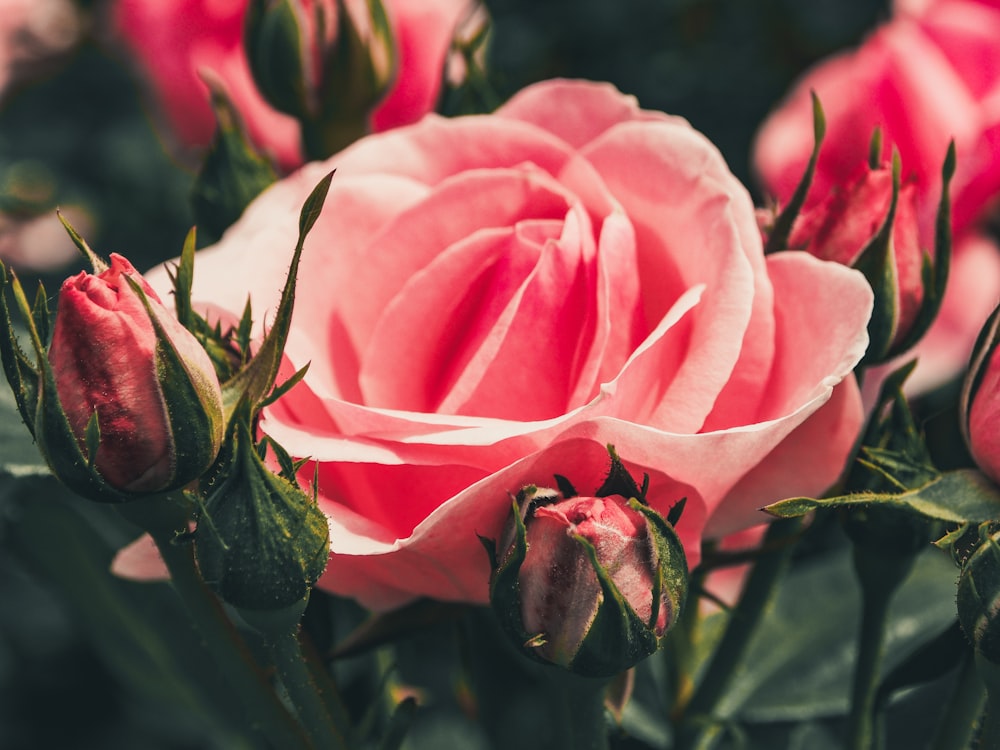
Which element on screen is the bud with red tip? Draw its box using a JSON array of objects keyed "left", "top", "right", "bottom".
[
  {"left": 0, "top": 221, "right": 224, "bottom": 502},
  {"left": 482, "top": 449, "right": 688, "bottom": 678},
  {"left": 244, "top": 0, "right": 395, "bottom": 157}
]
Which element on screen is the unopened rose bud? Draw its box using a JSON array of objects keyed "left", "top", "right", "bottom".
[
  {"left": 195, "top": 420, "right": 330, "bottom": 613},
  {"left": 6, "top": 249, "right": 225, "bottom": 502},
  {"left": 245, "top": 0, "right": 395, "bottom": 156},
  {"left": 483, "top": 458, "right": 687, "bottom": 677},
  {"left": 788, "top": 157, "right": 923, "bottom": 360}
]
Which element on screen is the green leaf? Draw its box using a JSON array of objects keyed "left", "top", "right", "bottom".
[
  {"left": 717, "top": 547, "right": 958, "bottom": 721},
  {"left": 221, "top": 171, "right": 334, "bottom": 424},
  {"left": 765, "top": 468, "right": 1000, "bottom": 525}
]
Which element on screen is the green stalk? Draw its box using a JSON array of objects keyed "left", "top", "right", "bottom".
[
  {"left": 678, "top": 518, "right": 802, "bottom": 749},
  {"left": 262, "top": 621, "right": 351, "bottom": 750},
  {"left": 846, "top": 545, "right": 916, "bottom": 750},
  {"left": 928, "top": 650, "right": 986, "bottom": 750},
  {"left": 553, "top": 674, "right": 611, "bottom": 750},
  {"left": 118, "top": 497, "right": 310, "bottom": 749}
]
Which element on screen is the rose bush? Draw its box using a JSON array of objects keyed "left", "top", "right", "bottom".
[
  {"left": 754, "top": 0, "right": 1000, "bottom": 391},
  {"left": 110, "top": 0, "right": 476, "bottom": 168},
  {"left": 120, "top": 80, "right": 872, "bottom": 611}
]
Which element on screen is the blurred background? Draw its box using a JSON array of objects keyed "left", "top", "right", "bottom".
[{"left": 0, "top": 1, "right": 892, "bottom": 748}]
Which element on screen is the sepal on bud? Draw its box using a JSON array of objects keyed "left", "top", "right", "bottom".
[
  {"left": 245, "top": 0, "right": 396, "bottom": 158},
  {"left": 194, "top": 410, "right": 330, "bottom": 613},
  {"left": 482, "top": 449, "right": 688, "bottom": 678}
]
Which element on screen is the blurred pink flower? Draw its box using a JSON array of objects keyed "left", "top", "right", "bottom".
[
  {"left": 755, "top": 0, "right": 1000, "bottom": 390},
  {"left": 111, "top": 0, "right": 478, "bottom": 169}
]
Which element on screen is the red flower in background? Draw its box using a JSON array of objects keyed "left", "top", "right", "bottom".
[
  {"left": 111, "top": 0, "right": 477, "bottom": 169},
  {"left": 754, "top": 0, "right": 1000, "bottom": 391}
]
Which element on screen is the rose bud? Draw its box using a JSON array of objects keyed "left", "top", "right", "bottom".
[
  {"left": 1, "top": 247, "right": 224, "bottom": 502},
  {"left": 482, "top": 456, "right": 688, "bottom": 678},
  {"left": 195, "top": 418, "right": 330, "bottom": 614},
  {"left": 961, "top": 301, "right": 1000, "bottom": 485},
  {"left": 245, "top": 0, "right": 395, "bottom": 157}
]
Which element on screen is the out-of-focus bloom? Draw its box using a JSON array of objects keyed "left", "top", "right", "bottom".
[
  {"left": 0, "top": 0, "right": 79, "bottom": 99},
  {"left": 754, "top": 0, "right": 1000, "bottom": 390},
  {"left": 785, "top": 157, "right": 926, "bottom": 358},
  {"left": 117, "top": 80, "right": 872, "bottom": 611},
  {"left": 41, "top": 253, "right": 224, "bottom": 499},
  {"left": 485, "top": 477, "right": 687, "bottom": 677},
  {"left": 110, "top": 0, "right": 479, "bottom": 168}
]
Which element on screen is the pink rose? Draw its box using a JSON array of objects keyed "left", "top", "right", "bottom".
[
  {"left": 110, "top": 0, "right": 476, "bottom": 168},
  {"left": 754, "top": 0, "right": 1000, "bottom": 389},
  {"left": 124, "top": 80, "right": 871, "bottom": 611}
]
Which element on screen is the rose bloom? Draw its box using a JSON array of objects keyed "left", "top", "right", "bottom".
[
  {"left": 110, "top": 0, "right": 476, "bottom": 168},
  {"left": 754, "top": 0, "right": 1000, "bottom": 392},
  {"left": 118, "top": 80, "right": 872, "bottom": 611}
]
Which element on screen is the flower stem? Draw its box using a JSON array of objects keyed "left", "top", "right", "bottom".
[
  {"left": 262, "top": 620, "right": 351, "bottom": 750},
  {"left": 118, "top": 498, "right": 311, "bottom": 749},
  {"left": 677, "top": 518, "right": 801, "bottom": 749},
  {"left": 928, "top": 649, "right": 986, "bottom": 750},
  {"left": 553, "top": 673, "right": 611, "bottom": 750},
  {"left": 846, "top": 544, "right": 916, "bottom": 750}
]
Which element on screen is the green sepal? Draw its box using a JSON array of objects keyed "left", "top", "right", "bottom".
[
  {"left": 891, "top": 141, "right": 956, "bottom": 356},
  {"left": 56, "top": 209, "right": 107, "bottom": 273},
  {"left": 301, "top": 0, "right": 396, "bottom": 158},
  {"left": 485, "top": 495, "right": 533, "bottom": 655},
  {"left": 122, "top": 276, "right": 225, "bottom": 490},
  {"left": 195, "top": 412, "right": 330, "bottom": 611},
  {"left": 191, "top": 78, "right": 278, "bottom": 244},
  {"left": 566, "top": 531, "right": 660, "bottom": 678},
  {"left": 220, "top": 171, "right": 334, "bottom": 425},
  {"left": 764, "top": 468, "right": 1000, "bottom": 527},
  {"left": 854, "top": 151, "right": 902, "bottom": 365},
  {"left": 632, "top": 499, "right": 688, "bottom": 632},
  {"left": 763, "top": 91, "right": 826, "bottom": 255},
  {"left": 0, "top": 265, "right": 41, "bottom": 433},
  {"left": 244, "top": 0, "right": 311, "bottom": 117},
  {"left": 868, "top": 126, "right": 884, "bottom": 171},
  {"left": 596, "top": 444, "right": 647, "bottom": 501}
]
